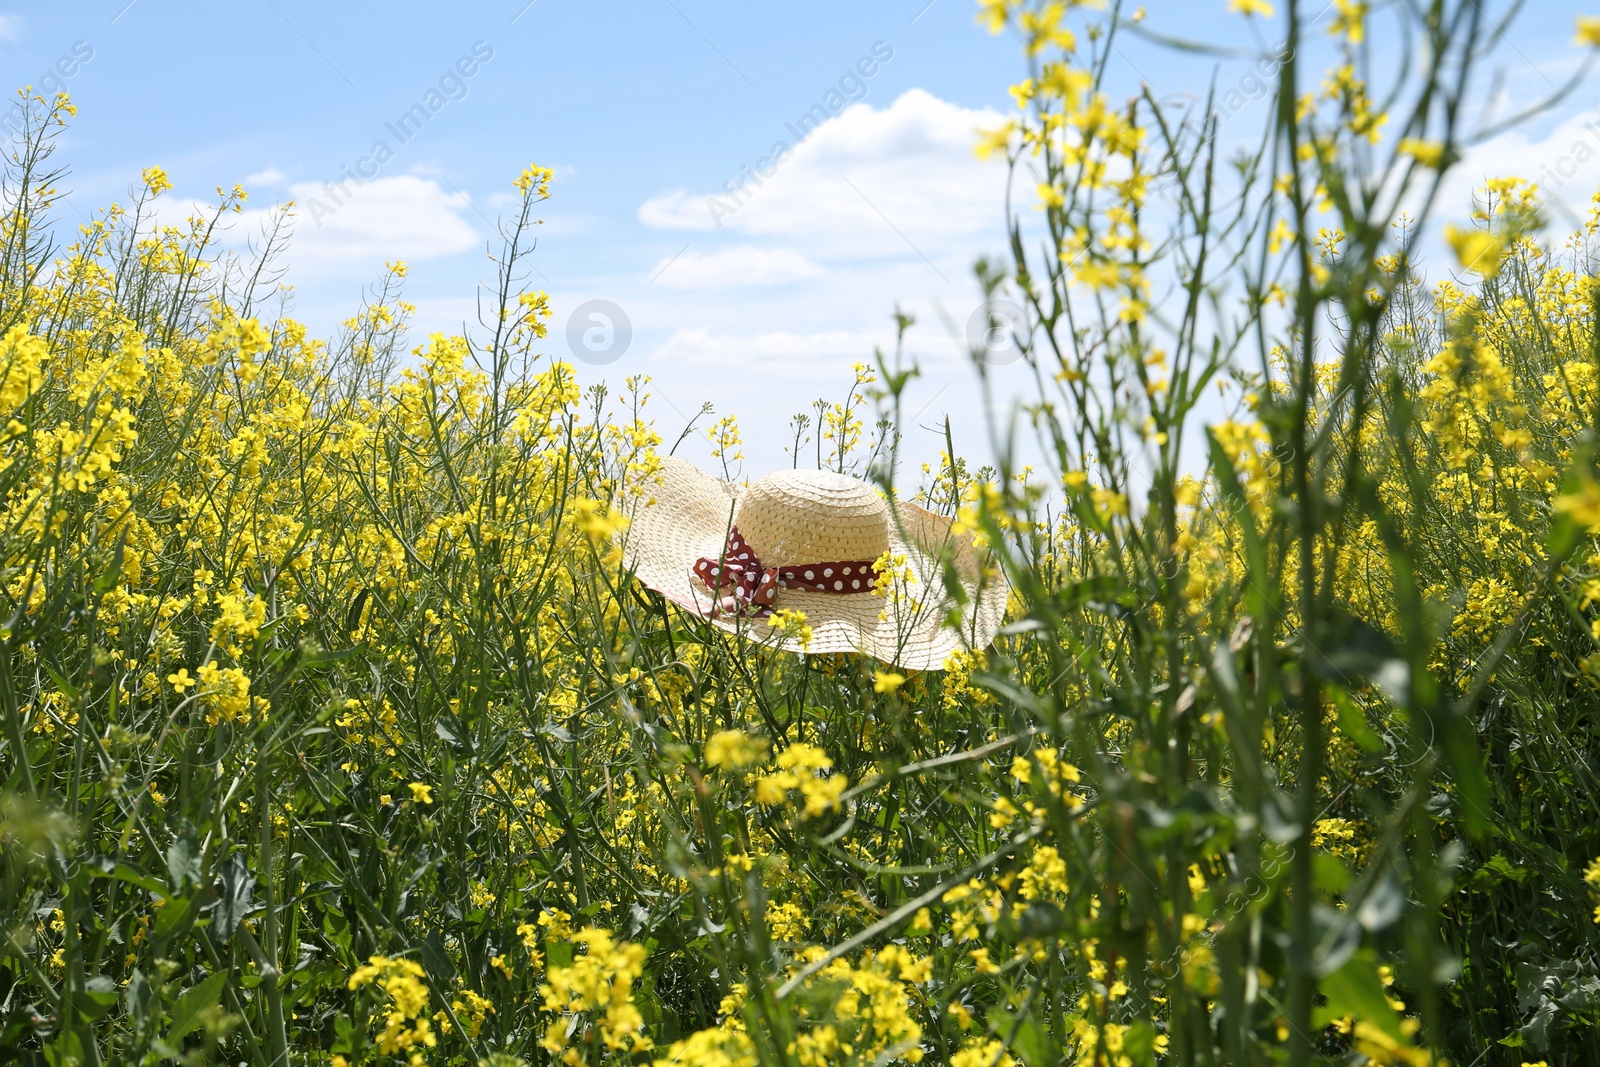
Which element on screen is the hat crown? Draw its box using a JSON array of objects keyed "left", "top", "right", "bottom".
[{"left": 734, "top": 468, "right": 889, "bottom": 566}]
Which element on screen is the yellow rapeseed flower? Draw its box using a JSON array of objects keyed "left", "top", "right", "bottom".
[
  {"left": 767, "top": 608, "right": 813, "bottom": 650},
  {"left": 514, "top": 163, "right": 554, "bottom": 196},
  {"left": 873, "top": 670, "right": 906, "bottom": 694},
  {"left": 141, "top": 166, "right": 173, "bottom": 195},
  {"left": 974, "top": 121, "right": 1016, "bottom": 160},
  {"left": 1331, "top": 0, "right": 1367, "bottom": 42},
  {"left": 952, "top": 1038, "right": 1013, "bottom": 1067},
  {"left": 1399, "top": 138, "right": 1446, "bottom": 168},
  {"left": 1444, "top": 224, "right": 1508, "bottom": 277},
  {"left": 1556, "top": 473, "right": 1600, "bottom": 531},
  {"left": 705, "top": 729, "right": 768, "bottom": 771},
  {"left": 408, "top": 782, "right": 434, "bottom": 804},
  {"left": 571, "top": 498, "right": 627, "bottom": 543}
]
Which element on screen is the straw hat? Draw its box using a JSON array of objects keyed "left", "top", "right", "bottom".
[{"left": 621, "top": 456, "right": 1008, "bottom": 671}]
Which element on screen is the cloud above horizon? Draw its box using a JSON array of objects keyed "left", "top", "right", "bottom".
[
  {"left": 637, "top": 88, "right": 1009, "bottom": 261},
  {"left": 647, "top": 246, "right": 824, "bottom": 288},
  {"left": 282, "top": 174, "right": 481, "bottom": 265},
  {"left": 1441, "top": 107, "right": 1600, "bottom": 233},
  {"left": 154, "top": 173, "right": 482, "bottom": 277}
]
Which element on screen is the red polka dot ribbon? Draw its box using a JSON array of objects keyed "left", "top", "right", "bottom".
[{"left": 692, "top": 526, "right": 880, "bottom": 617}]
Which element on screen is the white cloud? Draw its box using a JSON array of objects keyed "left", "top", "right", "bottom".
[
  {"left": 637, "top": 89, "right": 1007, "bottom": 259},
  {"left": 615, "top": 88, "right": 1016, "bottom": 466},
  {"left": 0, "top": 15, "right": 21, "bottom": 43},
  {"left": 280, "top": 174, "right": 480, "bottom": 266},
  {"left": 638, "top": 189, "right": 710, "bottom": 231},
  {"left": 1435, "top": 108, "right": 1600, "bottom": 233},
  {"left": 245, "top": 166, "right": 287, "bottom": 187},
  {"left": 651, "top": 326, "right": 879, "bottom": 371},
  {"left": 149, "top": 174, "right": 480, "bottom": 283},
  {"left": 649, "top": 246, "right": 823, "bottom": 288}
]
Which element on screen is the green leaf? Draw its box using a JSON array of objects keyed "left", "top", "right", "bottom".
[
  {"left": 419, "top": 930, "right": 457, "bottom": 983},
  {"left": 1051, "top": 575, "right": 1134, "bottom": 611},
  {"left": 1327, "top": 683, "right": 1383, "bottom": 753},
  {"left": 1433, "top": 698, "right": 1493, "bottom": 837},
  {"left": 93, "top": 858, "right": 166, "bottom": 895},
  {"left": 209, "top": 853, "right": 257, "bottom": 941},
  {"left": 125, "top": 968, "right": 152, "bottom": 1027},
  {"left": 1522, "top": 998, "right": 1559, "bottom": 1053},
  {"left": 1121, "top": 1020, "right": 1158, "bottom": 1064},
  {"left": 1547, "top": 462, "right": 1589, "bottom": 560},
  {"left": 1468, "top": 854, "right": 1531, "bottom": 891},
  {"left": 1311, "top": 903, "right": 1361, "bottom": 976},
  {"left": 151, "top": 895, "right": 197, "bottom": 945},
  {"left": 301, "top": 645, "right": 359, "bottom": 667},
  {"left": 166, "top": 971, "right": 227, "bottom": 1043},
  {"left": 1007, "top": 1013, "right": 1051, "bottom": 1067},
  {"left": 1308, "top": 610, "right": 1408, "bottom": 708},
  {"left": 345, "top": 587, "right": 370, "bottom": 634},
  {"left": 1313, "top": 853, "right": 1351, "bottom": 894},
  {"left": 75, "top": 975, "right": 119, "bottom": 1022},
  {"left": 1206, "top": 430, "right": 1269, "bottom": 619},
  {"left": 1547, "top": 509, "right": 1581, "bottom": 560},
  {"left": 42, "top": 665, "right": 79, "bottom": 702},
  {"left": 42, "top": 1029, "right": 83, "bottom": 1067},
  {"left": 332, "top": 1014, "right": 358, "bottom": 1055},
  {"left": 1315, "top": 949, "right": 1402, "bottom": 1041},
  {"left": 165, "top": 839, "right": 201, "bottom": 892},
  {"left": 91, "top": 532, "right": 128, "bottom": 595},
  {"left": 83, "top": 976, "right": 118, "bottom": 1002},
  {"left": 972, "top": 672, "right": 1050, "bottom": 718}
]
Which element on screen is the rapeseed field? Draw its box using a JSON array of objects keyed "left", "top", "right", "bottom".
[{"left": 4, "top": 2, "right": 1600, "bottom": 1064}]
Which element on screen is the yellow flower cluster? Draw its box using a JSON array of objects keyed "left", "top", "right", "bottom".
[
  {"left": 0, "top": 324, "right": 48, "bottom": 417},
  {"left": 767, "top": 607, "right": 814, "bottom": 650},
  {"left": 754, "top": 743, "right": 848, "bottom": 819},
  {"left": 658, "top": 945, "right": 933, "bottom": 1067},
  {"left": 539, "top": 927, "right": 653, "bottom": 1060},
  {"left": 347, "top": 955, "right": 437, "bottom": 1061},
  {"left": 195, "top": 660, "right": 257, "bottom": 725},
  {"left": 705, "top": 729, "right": 768, "bottom": 771}
]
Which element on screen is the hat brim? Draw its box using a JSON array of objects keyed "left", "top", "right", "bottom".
[{"left": 620, "top": 457, "right": 1009, "bottom": 671}]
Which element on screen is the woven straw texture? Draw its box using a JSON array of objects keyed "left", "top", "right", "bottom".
[{"left": 621, "top": 456, "right": 1008, "bottom": 671}]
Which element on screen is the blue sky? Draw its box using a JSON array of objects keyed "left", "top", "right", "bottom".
[{"left": 4, "top": 1, "right": 1598, "bottom": 474}]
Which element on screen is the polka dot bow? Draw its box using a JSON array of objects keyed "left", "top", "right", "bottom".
[{"left": 692, "top": 526, "right": 880, "bottom": 617}]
